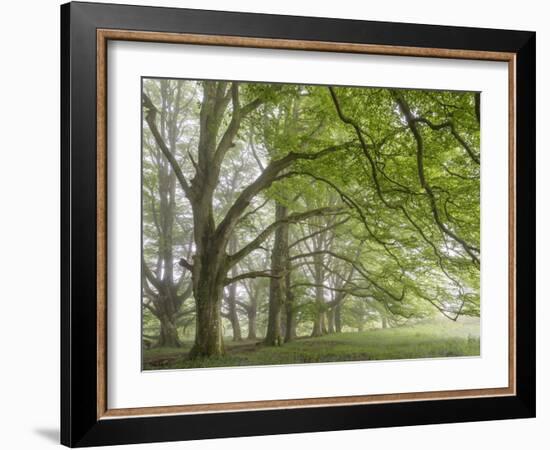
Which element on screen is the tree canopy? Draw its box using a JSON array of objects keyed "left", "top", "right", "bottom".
[{"left": 141, "top": 78, "right": 480, "bottom": 360}]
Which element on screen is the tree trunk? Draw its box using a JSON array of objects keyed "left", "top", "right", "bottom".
[
  {"left": 265, "top": 203, "right": 288, "bottom": 346},
  {"left": 284, "top": 252, "right": 296, "bottom": 342},
  {"left": 225, "top": 238, "right": 242, "bottom": 341},
  {"left": 311, "top": 312, "right": 326, "bottom": 337},
  {"left": 284, "top": 307, "right": 296, "bottom": 342},
  {"left": 190, "top": 273, "right": 225, "bottom": 358},
  {"left": 334, "top": 303, "right": 342, "bottom": 333},
  {"left": 189, "top": 233, "right": 227, "bottom": 358},
  {"left": 247, "top": 309, "right": 257, "bottom": 340},
  {"left": 311, "top": 252, "right": 326, "bottom": 337},
  {"left": 280, "top": 310, "right": 287, "bottom": 341},
  {"left": 284, "top": 297, "right": 296, "bottom": 343},
  {"left": 227, "top": 294, "right": 242, "bottom": 341},
  {"left": 327, "top": 308, "right": 335, "bottom": 334},
  {"left": 245, "top": 283, "right": 258, "bottom": 340},
  {"left": 157, "top": 314, "right": 181, "bottom": 347}
]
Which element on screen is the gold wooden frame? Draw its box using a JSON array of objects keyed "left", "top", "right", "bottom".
[{"left": 96, "top": 29, "right": 516, "bottom": 420}]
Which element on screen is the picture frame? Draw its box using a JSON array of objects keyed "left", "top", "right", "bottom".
[{"left": 60, "top": 1, "right": 536, "bottom": 447}]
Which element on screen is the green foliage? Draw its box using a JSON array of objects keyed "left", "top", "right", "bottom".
[{"left": 142, "top": 77, "right": 481, "bottom": 363}]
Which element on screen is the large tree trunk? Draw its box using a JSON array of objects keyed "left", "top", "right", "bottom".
[
  {"left": 265, "top": 203, "right": 288, "bottom": 346},
  {"left": 189, "top": 205, "right": 227, "bottom": 358},
  {"left": 190, "top": 268, "right": 225, "bottom": 358}
]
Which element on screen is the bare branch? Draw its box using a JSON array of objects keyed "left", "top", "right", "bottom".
[
  {"left": 214, "top": 83, "right": 264, "bottom": 166},
  {"left": 142, "top": 256, "right": 162, "bottom": 291},
  {"left": 228, "top": 207, "right": 344, "bottom": 266},
  {"left": 224, "top": 270, "right": 282, "bottom": 286},
  {"left": 289, "top": 217, "right": 350, "bottom": 249},
  {"left": 290, "top": 249, "right": 405, "bottom": 303},
  {"left": 142, "top": 93, "right": 193, "bottom": 199}
]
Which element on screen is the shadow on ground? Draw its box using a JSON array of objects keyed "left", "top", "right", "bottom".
[{"left": 34, "top": 428, "right": 59, "bottom": 444}]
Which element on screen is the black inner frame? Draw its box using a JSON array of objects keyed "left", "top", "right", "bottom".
[{"left": 61, "top": 2, "right": 535, "bottom": 447}]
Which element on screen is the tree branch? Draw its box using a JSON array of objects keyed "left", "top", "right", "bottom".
[
  {"left": 411, "top": 117, "right": 480, "bottom": 165},
  {"left": 289, "top": 217, "right": 350, "bottom": 249},
  {"left": 290, "top": 249, "right": 405, "bottom": 303},
  {"left": 214, "top": 83, "right": 264, "bottom": 166},
  {"left": 142, "top": 298, "right": 159, "bottom": 316},
  {"left": 228, "top": 207, "right": 344, "bottom": 266},
  {"left": 215, "top": 142, "right": 353, "bottom": 244},
  {"left": 178, "top": 257, "right": 193, "bottom": 271},
  {"left": 224, "top": 270, "right": 283, "bottom": 286},
  {"left": 392, "top": 90, "right": 480, "bottom": 265},
  {"left": 142, "top": 92, "right": 193, "bottom": 199},
  {"left": 142, "top": 256, "right": 162, "bottom": 292}
]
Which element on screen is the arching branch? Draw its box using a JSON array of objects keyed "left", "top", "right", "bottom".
[{"left": 392, "top": 90, "right": 480, "bottom": 265}]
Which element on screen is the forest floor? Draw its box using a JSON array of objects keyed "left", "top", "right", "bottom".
[{"left": 143, "top": 320, "right": 480, "bottom": 370}]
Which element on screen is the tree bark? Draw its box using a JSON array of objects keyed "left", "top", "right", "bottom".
[
  {"left": 284, "top": 305, "right": 296, "bottom": 342},
  {"left": 225, "top": 238, "right": 243, "bottom": 341},
  {"left": 157, "top": 313, "right": 181, "bottom": 347},
  {"left": 284, "top": 247, "right": 297, "bottom": 342},
  {"left": 226, "top": 287, "right": 242, "bottom": 341},
  {"left": 190, "top": 260, "right": 226, "bottom": 358},
  {"left": 311, "top": 252, "right": 326, "bottom": 337},
  {"left": 247, "top": 309, "right": 257, "bottom": 340},
  {"left": 265, "top": 203, "right": 288, "bottom": 346},
  {"left": 284, "top": 291, "right": 296, "bottom": 342},
  {"left": 327, "top": 308, "right": 336, "bottom": 334},
  {"left": 242, "top": 281, "right": 259, "bottom": 340},
  {"left": 334, "top": 303, "right": 342, "bottom": 333}
]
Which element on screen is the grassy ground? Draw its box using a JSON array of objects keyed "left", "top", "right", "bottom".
[{"left": 143, "top": 320, "right": 480, "bottom": 370}]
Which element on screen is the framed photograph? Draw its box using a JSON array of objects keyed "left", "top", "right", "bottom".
[{"left": 61, "top": 1, "right": 536, "bottom": 447}]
